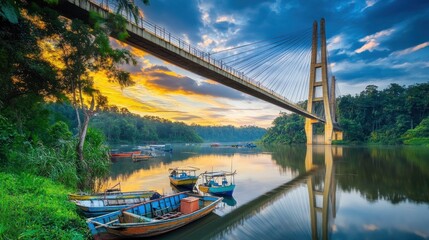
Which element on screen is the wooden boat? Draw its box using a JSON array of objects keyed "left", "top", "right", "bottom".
[
  {"left": 169, "top": 167, "right": 199, "bottom": 189},
  {"left": 87, "top": 193, "right": 222, "bottom": 238},
  {"left": 68, "top": 190, "right": 157, "bottom": 201},
  {"left": 149, "top": 144, "right": 173, "bottom": 152},
  {"left": 132, "top": 153, "right": 154, "bottom": 162},
  {"left": 110, "top": 150, "right": 141, "bottom": 158},
  {"left": 73, "top": 192, "right": 162, "bottom": 217},
  {"left": 198, "top": 171, "right": 236, "bottom": 196}
]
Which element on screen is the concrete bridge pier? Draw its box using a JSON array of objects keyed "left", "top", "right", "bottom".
[{"left": 305, "top": 19, "right": 342, "bottom": 145}]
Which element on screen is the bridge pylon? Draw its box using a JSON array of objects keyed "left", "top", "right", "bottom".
[{"left": 305, "top": 18, "right": 343, "bottom": 144}]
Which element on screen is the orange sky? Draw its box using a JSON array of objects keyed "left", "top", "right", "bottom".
[{"left": 92, "top": 40, "right": 282, "bottom": 128}]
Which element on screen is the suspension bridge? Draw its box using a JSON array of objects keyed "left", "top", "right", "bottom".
[{"left": 53, "top": 0, "right": 343, "bottom": 144}]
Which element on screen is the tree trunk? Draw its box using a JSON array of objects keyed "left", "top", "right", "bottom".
[
  {"left": 75, "top": 96, "right": 94, "bottom": 190},
  {"left": 77, "top": 113, "right": 90, "bottom": 162}
]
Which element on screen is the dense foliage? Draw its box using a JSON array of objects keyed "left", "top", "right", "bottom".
[
  {"left": 402, "top": 117, "right": 429, "bottom": 145},
  {"left": 192, "top": 125, "right": 266, "bottom": 142},
  {"left": 260, "top": 113, "right": 305, "bottom": 144},
  {"left": 0, "top": 172, "right": 87, "bottom": 239},
  {"left": 262, "top": 83, "right": 429, "bottom": 144},
  {"left": 90, "top": 110, "right": 204, "bottom": 143}
]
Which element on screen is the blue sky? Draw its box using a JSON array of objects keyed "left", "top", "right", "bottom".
[
  {"left": 141, "top": 0, "right": 429, "bottom": 91},
  {"left": 98, "top": 0, "right": 429, "bottom": 127}
]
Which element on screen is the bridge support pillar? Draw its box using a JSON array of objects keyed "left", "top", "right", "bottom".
[{"left": 306, "top": 18, "right": 342, "bottom": 145}]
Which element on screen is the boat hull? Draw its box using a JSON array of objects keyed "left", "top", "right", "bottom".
[
  {"left": 198, "top": 184, "right": 235, "bottom": 196},
  {"left": 73, "top": 193, "right": 160, "bottom": 217},
  {"left": 110, "top": 151, "right": 141, "bottom": 158},
  {"left": 169, "top": 177, "right": 198, "bottom": 188},
  {"left": 87, "top": 193, "right": 222, "bottom": 238},
  {"left": 69, "top": 190, "right": 156, "bottom": 201}
]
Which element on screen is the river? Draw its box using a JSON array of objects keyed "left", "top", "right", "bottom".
[{"left": 102, "top": 144, "right": 429, "bottom": 240}]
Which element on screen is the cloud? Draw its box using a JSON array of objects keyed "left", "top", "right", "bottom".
[
  {"left": 355, "top": 28, "right": 395, "bottom": 53},
  {"left": 361, "top": 0, "right": 378, "bottom": 11},
  {"left": 390, "top": 42, "right": 429, "bottom": 56},
  {"left": 142, "top": 65, "right": 245, "bottom": 100},
  {"left": 363, "top": 224, "right": 379, "bottom": 231},
  {"left": 172, "top": 115, "right": 202, "bottom": 121}
]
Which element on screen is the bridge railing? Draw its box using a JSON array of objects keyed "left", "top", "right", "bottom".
[{"left": 86, "top": 0, "right": 291, "bottom": 103}]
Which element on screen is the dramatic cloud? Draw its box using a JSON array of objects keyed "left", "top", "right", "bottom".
[
  {"left": 94, "top": 0, "right": 429, "bottom": 127},
  {"left": 142, "top": 65, "right": 246, "bottom": 100}
]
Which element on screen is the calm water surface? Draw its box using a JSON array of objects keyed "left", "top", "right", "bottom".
[{"left": 102, "top": 144, "right": 429, "bottom": 240}]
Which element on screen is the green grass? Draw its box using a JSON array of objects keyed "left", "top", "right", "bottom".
[{"left": 0, "top": 172, "right": 88, "bottom": 240}]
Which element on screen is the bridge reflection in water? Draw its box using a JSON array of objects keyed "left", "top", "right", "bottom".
[{"left": 155, "top": 146, "right": 339, "bottom": 240}]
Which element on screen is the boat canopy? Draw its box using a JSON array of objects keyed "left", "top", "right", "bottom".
[
  {"left": 169, "top": 166, "right": 200, "bottom": 172},
  {"left": 201, "top": 170, "right": 236, "bottom": 177}
]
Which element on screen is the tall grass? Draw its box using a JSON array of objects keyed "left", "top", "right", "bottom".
[{"left": 0, "top": 172, "right": 87, "bottom": 239}]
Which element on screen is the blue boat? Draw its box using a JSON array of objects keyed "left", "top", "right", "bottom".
[
  {"left": 197, "top": 171, "right": 236, "bottom": 196},
  {"left": 86, "top": 192, "right": 222, "bottom": 238},
  {"left": 73, "top": 192, "right": 161, "bottom": 217}
]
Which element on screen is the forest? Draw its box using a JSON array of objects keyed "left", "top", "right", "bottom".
[
  {"left": 262, "top": 83, "right": 429, "bottom": 145},
  {"left": 192, "top": 124, "right": 266, "bottom": 142}
]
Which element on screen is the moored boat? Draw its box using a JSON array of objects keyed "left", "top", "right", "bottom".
[
  {"left": 87, "top": 193, "right": 222, "bottom": 238},
  {"left": 132, "top": 153, "right": 154, "bottom": 162},
  {"left": 73, "top": 192, "right": 162, "bottom": 217},
  {"left": 68, "top": 190, "right": 157, "bottom": 201},
  {"left": 109, "top": 150, "right": 141, "bottom": 158},
  {"left": 169, "top": 167, "right": 199, "bottom": 189},
  {"left": 197, "top": 171, "right": 236, "bottom": 196}
]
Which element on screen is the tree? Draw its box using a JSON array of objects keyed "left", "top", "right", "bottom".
[{"left": 54, "top": 17, "right": 136, "bottom": 186}]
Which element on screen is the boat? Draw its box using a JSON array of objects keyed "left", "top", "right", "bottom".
[
  {"left": 169, "top": 167, "right": 199, "bottom": 189},
  {"left": 197, "top": 171, "right": 236, "bottom": 196},
  {"left": 87, "top": 193, "right": 222, "bottom": 238},
  {"left": 150, "top": 144, "right": 172, "bottom": 152},
  {"left": 109, "top": 150, "right": 141, "bottom": 158},
  {"left": 132, "top": 153, "right": 155, "bottom": 162},
  {"left": 245, "top": 143, "right": 257, "bottom": 148},
  {"left": 68, "top": 190, "right": 157, "bottom": 201},
  {"left": 210, "top": 143, "right": 220, "bottom": 147},
  {"left": 73, "top": 192, "right": 162, "bottom": 217}
]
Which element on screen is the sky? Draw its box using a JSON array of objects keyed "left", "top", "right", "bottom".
[{"left": 94, "top": 0, "right": 429, "bottom": 128}]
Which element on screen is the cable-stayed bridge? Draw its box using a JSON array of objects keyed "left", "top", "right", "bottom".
[{"left": 53, "top": 0, "right": 343, "bottom": 144}]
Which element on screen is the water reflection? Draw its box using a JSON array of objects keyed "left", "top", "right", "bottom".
[{"left": 103, "top": 144, "right": 429, "bottom": 239}]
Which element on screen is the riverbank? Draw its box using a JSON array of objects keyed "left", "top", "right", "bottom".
[{"left": 0, "top": 172, "right": 87, "bottom": 239}]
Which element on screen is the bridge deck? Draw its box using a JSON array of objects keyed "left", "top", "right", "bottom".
[{"left": 55, "top": 0, "right": 325, "bottom": 122}]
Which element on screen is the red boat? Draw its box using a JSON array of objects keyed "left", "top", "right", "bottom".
[{"left": 110, "top": 151, "right": 141, "bottom": 158}]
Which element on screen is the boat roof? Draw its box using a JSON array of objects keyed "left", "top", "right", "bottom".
[
  {"left": 201, "top": 170, "right": 236, "bottom": 177},
  {"left": 169, "top": 166, "right": 200, "bottom": 171}
]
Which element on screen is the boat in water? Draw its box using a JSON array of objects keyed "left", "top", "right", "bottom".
[
  {"left": 169, "top": 167, "right": 199, "bottom": 189},
  {"left": 150, "top": 144, "right": 172, "bottom": 152},
  {"left": 73, "top": 192, "right": 162, "bottom": 217},
  {"left": 109, "top": 150, "right": 141, "bottom": 158},
  {"left": 132, "top": 153, "right": 155, "bottom": 162},
  {"left": 87, "top": 193, "right": 222, "bottom": 238},
  {"left": 68, "top": 189, "right": 157, "bottom": 201},
  {"left": 197, "top": 171, "right": 236, "bottom": 196}
]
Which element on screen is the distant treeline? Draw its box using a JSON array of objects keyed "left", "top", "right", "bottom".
[
  {"left": 192, "top": 125, "right": 266, "bottom": 142},
  {"left": 262, "top": 83, "right": 429, "bottom": 145},
  {"left": 48, "top": 103, "right": 265, "bottom": 143}
]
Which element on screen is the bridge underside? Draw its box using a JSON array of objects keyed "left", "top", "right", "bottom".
[{"left": 54, "top": 0, "right": 324, "bottom": 122}]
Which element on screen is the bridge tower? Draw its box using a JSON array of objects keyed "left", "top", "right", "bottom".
[{"left": 305, "top": 19, "right": 343, "bottom": 144}]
